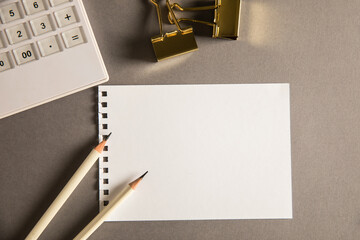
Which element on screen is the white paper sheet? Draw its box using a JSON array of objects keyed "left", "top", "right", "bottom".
[{"left": 98, "top": 84, "right": 292, "bottom": 221}]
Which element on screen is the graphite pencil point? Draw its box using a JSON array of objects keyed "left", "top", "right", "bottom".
[
  {"left": 104, "top": 132, "right": 112, "bottom": 141},
  {"left": 129, "top": 171, "right": 148, "bottom": 190},
  {"left": 140, "top": 171, "right": 148, "bottom": 179}
]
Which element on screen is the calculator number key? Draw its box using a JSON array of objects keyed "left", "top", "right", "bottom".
[
  {"left": 0, "top": 3, "right": 22, "bottom": 23},
  {"left": 13, "top": 44, "right": 37, "bottom": 65},
  {"left": 38, "top": 35, "right": 61, "bottom": 56},
  {"left": 0, "top": 52, "right": 12, "bottom": 72},
  {"left": 6, "top": 23, "right": 30, "bottom": 44},
  {"left": 54, "top": 7, "right": 78, "bottom": 28},
  {"left": 62, "top": 27, "right": 85, "bottom": 48},
  {"left": 30, "top": 15, "right": 54, "bottom": 36},
  {"left": 23, "top": 0, "right": 46, "bottom": 15},
  {"left": 49, "top": 0, "right": 71, "bottom": 7}
]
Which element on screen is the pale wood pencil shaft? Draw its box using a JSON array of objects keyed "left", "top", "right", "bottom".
[
  {"left": 25, "top": 149, "right": 100, "bottom": 240},
  {"left": 73, "top": 172, "right": 147, "bottom": 240},
  {"left": 73, "top": 185, "right": 133, "bottom": 240}
]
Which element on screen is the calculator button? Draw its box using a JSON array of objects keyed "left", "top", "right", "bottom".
[
  {"left": 30, "top": 15, "right": 54, "bottom": 36},
  {"left": 49, "top": 0, "right": 71, "bottom": 7},
  {"left": 13, "top": 44, "right": 37, "bottom": 65},
  {"left": 0, "top": 34, "right": 4, "bottom": 49},
  {"left": 23, "top": 0, "right": 46, "bottom": 15},
  {"left": 0, "top": 3, "right": 22, "bottom": 23},
  {"left": 54, "top": 7, "right": 77, "bottom": 28},
  {"left": 61, "top": 27, "right": 85, "bottom": 48},
  {"left": 6, "top": 23, "right": 30, "bottom": 44},
  {"left": 0, "top": 52, "right": 12, "bottom": 72},
  {"left": 37, "top": 35, "right": 60, "bottom": 56}
]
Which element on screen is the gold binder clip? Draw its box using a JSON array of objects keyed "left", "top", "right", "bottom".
[
  {"left": 150, "top": 0, "right": 198, "bottom": 61},
  {"left": 168, "top": 0, "right": 241, "bottom": 40}
]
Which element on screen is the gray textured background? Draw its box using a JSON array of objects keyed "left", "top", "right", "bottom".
[{"left": 1, "top": 0, "right": 360, "bottom": 239}]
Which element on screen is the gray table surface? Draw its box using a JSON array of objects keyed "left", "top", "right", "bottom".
[{"left": 1, "top": 0, "right": 360, "bottom": 239}]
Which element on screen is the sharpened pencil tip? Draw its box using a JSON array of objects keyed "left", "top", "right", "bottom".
[
  {"left": 139, "top": 171, "right": 148, "bottom": 179},
  {"left": 129, "top": 171, "right": 148, "bottom": 190},
  {"left": 104, "top": 132, "right": 112, "bottom": 141}
]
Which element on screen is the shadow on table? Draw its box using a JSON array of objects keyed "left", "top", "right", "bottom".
[{"left": 11, "top": 138, "right": 98, "bottom": 240}]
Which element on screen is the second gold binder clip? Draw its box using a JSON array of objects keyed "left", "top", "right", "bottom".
[
  {"left": 168, "top": 0, "right": 241, "bottom": 40},
  {"left": 150, "top": 0, "right": 198, "bottom": 61}
]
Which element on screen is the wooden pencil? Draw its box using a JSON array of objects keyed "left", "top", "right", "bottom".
[
  {"left": 25, "top": 133, "right": 112, "bottom": 240},
  {"left": 73, "top": 171, "right": 148, "bottom": 240}
]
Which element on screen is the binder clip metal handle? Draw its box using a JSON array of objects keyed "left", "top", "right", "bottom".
[
  {"left": 150, "top": 0, "right": 198, "bottom": 61},
  {"left": 167, "top": 0, "right": 241, "bottom": 40},
  {"left": 168, "top": 3, "right": 217, "bottom": 28},
  {"left": 150, "top": 0, "right": 164, "bottom": 37}
]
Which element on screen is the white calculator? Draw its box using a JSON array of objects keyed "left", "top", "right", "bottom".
[{"left": 0, "top": 0, "right": 108, "bottom": 119}]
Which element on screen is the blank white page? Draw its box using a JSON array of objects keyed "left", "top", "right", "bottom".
[{"left": 98, "top": 84, "right": 292, "bottom": 221}]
